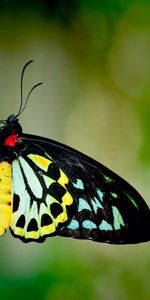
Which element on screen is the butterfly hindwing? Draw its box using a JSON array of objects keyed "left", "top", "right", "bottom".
[
  {"left": 9, "top": 134, "right": 150, "bottom": 243},
  {"left": 11, "top": 148, "right": 75, "bottom": 242}
]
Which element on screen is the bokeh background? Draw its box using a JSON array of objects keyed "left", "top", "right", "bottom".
[{"left": 0, "top": 1, "right": 150, "bottom": 299}]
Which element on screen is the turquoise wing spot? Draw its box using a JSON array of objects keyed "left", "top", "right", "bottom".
[
  {"left": 92, "top": 197, "right": 103, "bottom": 213},
  {"left": 111, "top": 192, "right": 118, "bottom": 198},
  {"left": 112, "top": 206, "right": 125, "bottom": 230},
  {"left": 96, "top": 188, "right": 104, "bottom": 201},
  {"left": 125, "top": 192, "right": 138, "bottom": 209},
  {"left": 67, "top": 219, "right": 79, "bottom": 230},
  {"left": 104, "top": 175, "right": 112, "bottom": 183},
  {"left": 99, "top": 220, "right": 113, "bottom": 231},
  {"left": 82, "top": 220, "right": 97, "bottom": 230},
  {"left": 73, "top": 179, "right": 84, "bottom": 190},
  {"left": 78, "top": 198, "right": 92, "bottom": 212}
]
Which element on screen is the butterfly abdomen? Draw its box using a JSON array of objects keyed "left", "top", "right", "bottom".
[{"left": 0, "top": 161, "right": 12, "bottom": 236}]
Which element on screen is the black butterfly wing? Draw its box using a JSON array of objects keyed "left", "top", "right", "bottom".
[{"left": 11, "top": 133, "right": 150, "bottom": 244}]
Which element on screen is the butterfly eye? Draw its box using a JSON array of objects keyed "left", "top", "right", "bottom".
[{"left": 6, "top": 114, "right": 16, "bottom": 124}]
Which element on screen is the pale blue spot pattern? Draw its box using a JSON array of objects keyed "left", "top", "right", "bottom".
[
  {"left": 99, "top": 220, "right": 113, "bottom": 231},
  {"left": 73, "top": 179, "right": 84, "bottom": 190},
  {"left": 67, "top": 219, "right": 79, "bottom": 230},
  {"left": 82, "top": 220, "right": 97, "bottom": 230},
  {"left": 78, "top": 198, "right": 92, "bottom": 212},
  {"left": 92, "top": 197, "right": 103, "bottom": 213},
  {"left": 112, "top": 206, "right": 125, "bottom": 230},
  {"left": 111, "top": 192, "right": 118, "bottom": 198},
  {"left": 96, "top": 188, "right": 104, "bottom": 201},
  {"left": 104, "top": 175, "right": 112, "bottom": 183}
]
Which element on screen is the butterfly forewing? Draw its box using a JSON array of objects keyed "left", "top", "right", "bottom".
[
  {"left": 60, "top": 164, "right": 150, "bottom": 244},
  {"left": 9, "top": 134, "right": 150, "bottom": 244}
]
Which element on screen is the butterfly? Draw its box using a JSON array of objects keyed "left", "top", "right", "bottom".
[{"left": 0, "top": 61, "right": 149, "bottom": 244}]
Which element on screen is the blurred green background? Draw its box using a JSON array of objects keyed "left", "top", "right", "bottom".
[{"left": 0, "top": 1, "right": 150, "bottom": 299}]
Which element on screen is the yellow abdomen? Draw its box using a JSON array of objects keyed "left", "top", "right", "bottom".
[{"left": 0, "top": 161, "right": 12, "bottom": 236}]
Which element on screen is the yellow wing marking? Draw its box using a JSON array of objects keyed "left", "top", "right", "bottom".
[
  {"left": 58, "top": 169, "right": 73, "bottom": 205},
  {"left": 58, "top": 170, "right": 69, "bottom": 186},
  {"left": 0, "top": 162, "right": 12, "bottom": 236},
  {"left": 25, "top": 231, "right": 40, "bottom": 240},
  {"left": 13, "top": 227, "right": 24, "bottom": 237},
  {"left": 28, "top": 154, "right": 51, "bottom": 172},
  {"left": 40, "top": 223, "right": 56, "bottom": 237},
  {"left": 62, "top": 191, "right": 73, "bottom": 205}
]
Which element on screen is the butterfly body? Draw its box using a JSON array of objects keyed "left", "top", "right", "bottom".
[
  {"left": 0, "top": 161, "right": 12, "bottom": 235},
  {"left": 0, "top": 114, "right": 149, "bottom": 244}
]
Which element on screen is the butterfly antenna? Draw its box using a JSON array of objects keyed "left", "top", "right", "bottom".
[
  {"left": 15, "top": 60, "right": 42, "bottom": 118},
  {"left": 18, "top": 82, "right": 43, "bottom": 116}
]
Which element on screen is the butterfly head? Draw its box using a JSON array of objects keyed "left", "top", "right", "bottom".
[
  {"left": 0, "top": 114, "right": 22, "bottom": 148},
  {"left": 6, "top": 114, "right": 17, "bottom": 125},
  {"left": 0, "top": 61, "right": 42, "bottom": 149}
]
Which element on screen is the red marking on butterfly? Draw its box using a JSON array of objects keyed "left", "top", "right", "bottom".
[{"left": 4, "top": 134, "right": 21, "bottom": 147}]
